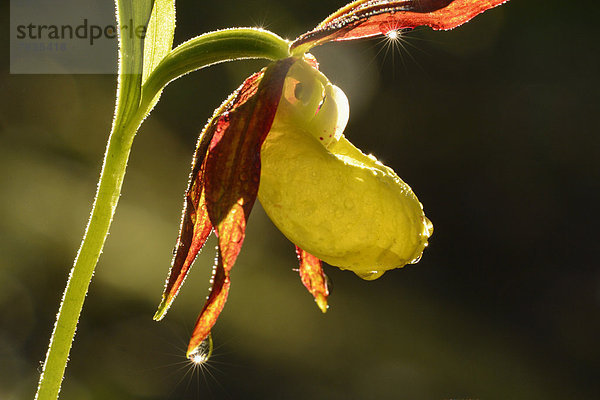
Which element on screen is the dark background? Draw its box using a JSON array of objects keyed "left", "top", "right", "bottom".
[{"left": 1, "top": 0, "right": 599, "bottom": 399}]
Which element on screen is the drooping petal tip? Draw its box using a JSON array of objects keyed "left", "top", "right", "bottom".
[{"left": 296, "top": 246, "right": 330, "bottom": 313}]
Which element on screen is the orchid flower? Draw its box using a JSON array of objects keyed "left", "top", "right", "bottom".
[{"left": 153, "top": 0, "right": 508, "bottom": 359}]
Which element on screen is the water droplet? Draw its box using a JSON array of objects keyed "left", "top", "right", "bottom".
[
  {"left": 409, "top": 254, "right": 422, "bottom": 265},
  {"left": 188, "top": 334, "right": 213, "bottom": 364},
  {"left": 324, "top": 272, "right": 333, "bottom": 295},
  {"left": 386, "top": 30, "right": 399, "bottom": 40},
  {"left": 354, "top": 270, "right": 385, "bottom": 281},
  {"left": 423, "top": 216, "right": 434, "bottom": 237}
]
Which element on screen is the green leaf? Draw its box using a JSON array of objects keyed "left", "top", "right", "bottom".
[
  {"left": 142, "top": 0, "right": 175, "bottom": 86},
  {"left": 114, "top": 0, "right": 154, "bottom": 127}
]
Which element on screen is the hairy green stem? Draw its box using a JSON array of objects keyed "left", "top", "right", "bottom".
[
  {"left": 34, "top": 113, "right": 143, "bottom": 400},
  {"left": 142, "top": 28, "right": 291, "bottom": 103},
  {"left": 35, "top": 28, "right": 289, "bottom": 400}
]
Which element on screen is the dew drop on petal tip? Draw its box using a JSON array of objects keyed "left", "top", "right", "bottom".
[
  {"left": 188, "top": 334, "right": 213, "bottom": 365},
  {"left": 386, "top": 30, "right": 399, "bottom": 40}
]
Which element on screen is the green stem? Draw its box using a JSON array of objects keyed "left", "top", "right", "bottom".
[
  {"left": 34, "top": 112, "right": 142, "bottom": 400},
  {"left": 142, "top": 28, "right": 291, "bottom": 104},
  {"left": 35, "top": 28, "right": 289, "bottom": 400}
]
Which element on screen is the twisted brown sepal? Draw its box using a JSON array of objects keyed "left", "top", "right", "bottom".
[
  {"left": 153, "top": 100, "right": 225, "bottom": 322},
  {"left": 180, "top": 58, "right": 295, "bottom": 357},
  {"left": 153, "top": 71, "right": 260, "bottom": 322},
  {"left": 291, "top": 0, "right": 509, "bottom": 52},
  {"left": 296, "top": 246, "right": 329, "bottom": 313}
]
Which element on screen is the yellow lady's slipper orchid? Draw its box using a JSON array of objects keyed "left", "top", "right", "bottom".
[
  {"left": 155, "top": 56, "right": 433, "bottom": 357},
  {"left": 153, "top": 0, "right": 508, "bottom": 360}
]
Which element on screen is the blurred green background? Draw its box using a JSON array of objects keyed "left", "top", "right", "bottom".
[{"left": 1, "top": 0, "right": 599, "bottom": 399}]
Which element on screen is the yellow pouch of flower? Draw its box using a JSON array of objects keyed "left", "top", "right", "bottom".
[{"left": 259, "top": 58, "right": 433, "bottom": 280}]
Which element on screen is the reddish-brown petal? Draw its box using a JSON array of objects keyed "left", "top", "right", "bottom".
[
  {"left": 154, "top": 66, "right": 286, "bottom": 321},
  {"left": 185, "top": 58, "right": 295, "bottom": 354},
  {"left": 296, "top": 246, "right": 329, "bottom": 313},
  {"left": 291, "top": 0, "right": 509, "bottom": 51}
]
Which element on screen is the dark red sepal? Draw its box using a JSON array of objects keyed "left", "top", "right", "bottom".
[
  {"left": 153, "top": 89, "right": 237, "bottom": 321},
  {"left": 291, "top": 0, "right": 509, "bottom": 51},
  {"left": 185, "top": 58, "right": 295, "bottom": 355}
]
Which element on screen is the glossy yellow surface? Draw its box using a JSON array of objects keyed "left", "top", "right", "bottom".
[{"left": 258, "top": 58, "right": 432, "bottom": 279}]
